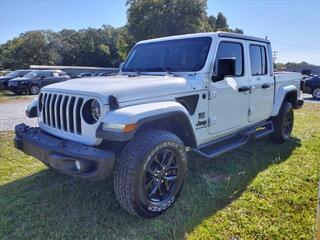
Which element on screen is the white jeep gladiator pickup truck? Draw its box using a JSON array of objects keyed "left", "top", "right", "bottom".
[{"left": 15, "top": 32, "right": 303, "bottom": 218}]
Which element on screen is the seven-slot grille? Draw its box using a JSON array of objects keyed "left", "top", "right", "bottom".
[{"left": 39, "top": 92, "right": 84, "bottom": 135}]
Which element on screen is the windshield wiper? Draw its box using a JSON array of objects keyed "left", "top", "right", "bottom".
[
  {"left": 123, "top": 67, "right": 181, "bottom": 77},
  {"left": 143, "top": 67, "right": 180, "bottom": 76},
  {"left": 159, "top": 67, "right": 173, "bottom": 75},
  {"left": 123, "top": 68, "right": 141, "bottom": 76}
]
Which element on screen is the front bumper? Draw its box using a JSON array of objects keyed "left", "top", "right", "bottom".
[
  {"left": 14, "top": 124, "right": 115, "bottom": 180},
  {"left": 0, "top": 81, "right": 8, "bottom": 90},
  {"left": 8, "top": 84, "right": 28, "bottom": 93}
]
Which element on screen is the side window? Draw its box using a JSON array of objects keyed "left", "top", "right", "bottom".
[
  {"left": 42, "top": 72, "right": 53, "bottom": 78},
  {"left": 59, "top": 72, "right": 67, "bottom": 77},
  {"left": 214, "top": 41, "right": 244, "bottom": 76},
  {"left": 53, "top": 72, "right": 59, "bottom": 77},
  {"left": 249, "top": 45, "right": 267, "bottom": 76}
]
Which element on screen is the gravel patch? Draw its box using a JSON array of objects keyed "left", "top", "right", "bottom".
[{"left": 0, "top": 99, "right": 38, "bottom": 131}]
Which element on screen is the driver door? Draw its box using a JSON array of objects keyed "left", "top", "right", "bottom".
[{"left": 208, "top": 40, "right": 249, "bottom": 137}]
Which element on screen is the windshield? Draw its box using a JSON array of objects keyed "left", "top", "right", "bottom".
[
  {"left": 122, "top": 37, "right": 212, "bottom": 73},
  {"left": 6, "top": 71, "right": 21, "bottom": 78},
  {"left": 23, "top": 71, "right": 42, "bottom": 79}
]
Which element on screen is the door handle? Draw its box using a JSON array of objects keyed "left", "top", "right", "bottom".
[
  {"left": 262, "top": 83, "right": 271, "bottom": 89},
  {"left": 238, "top": 86, "right": 251, "bottom": 92}
]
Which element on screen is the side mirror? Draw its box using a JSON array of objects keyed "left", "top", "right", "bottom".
[
  {"left": 212, "top": 58, "right": 236, "bottom": 81},
  {"left": 40, "top": 75, "right": 46, "bottom": 79}
]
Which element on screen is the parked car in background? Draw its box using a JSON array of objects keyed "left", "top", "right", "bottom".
[
  {"left": 8, "top": 70, "right": 70, "bottom": 95},
  {"left": 302, "top": 75, "right": 320, "bottom": 99},
  {"left": 0, "top": 70, "right": 32, "bottom": 90}
]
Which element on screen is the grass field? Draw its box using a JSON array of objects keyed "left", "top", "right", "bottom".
[{"left": 0, "top": 103, "right": 319, "bottom": 240}]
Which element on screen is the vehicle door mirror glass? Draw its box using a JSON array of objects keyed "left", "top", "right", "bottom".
[{"left": 212, "top": 58, "right": 236, "bottom": 81}]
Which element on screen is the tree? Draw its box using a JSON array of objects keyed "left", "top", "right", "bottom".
[
  {"left": 126, "top": 0, "right": 210, "bottom": 42},
  {"left": 126, "top": 1, "right": 242, "bottom": 42},
  {"left": 215, "top": 12, "right": 229, "bottom": 31},
  {"left": 0, "top": 0, "right": 244, "bottom": 70},
  {"left": 0, "top": 31, "right": 56, "bottom": 69}
]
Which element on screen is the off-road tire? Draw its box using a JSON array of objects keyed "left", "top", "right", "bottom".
[
  {"left": 113, "top": 129, "right": 187, "bottom": 218},
  {"left": 271, "top": 101, "right": 294, "bottom": 143},
  {"left": 29, "top": 85, "right": 40, "bottom": 95}
]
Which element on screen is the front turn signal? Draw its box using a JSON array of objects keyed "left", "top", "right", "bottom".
[{"left": 123, "top": 123, "right": 137, "bottom": 133}]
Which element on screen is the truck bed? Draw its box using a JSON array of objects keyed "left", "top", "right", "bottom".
[{"left": 274, "top": 71, "right": 301, "bottom": 93}]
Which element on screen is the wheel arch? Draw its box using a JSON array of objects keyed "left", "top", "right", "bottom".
[
  {"left": 271, "top": 86, "right": 298, "bottom": 116},
  {"left": 97, "top": 101, "right": 198, "bottom": 148},
  {"left": 134, "top": 112, "right": 197, "bottom": 148}
]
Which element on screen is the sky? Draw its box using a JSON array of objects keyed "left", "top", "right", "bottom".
[{"left": 0, "top": 0, "right": 319, "bottom": 65}]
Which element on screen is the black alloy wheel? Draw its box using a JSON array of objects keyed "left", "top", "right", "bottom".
[
  {"left": 144, "top": 149, "right": 179, "bottom": 202},
  {"left": 282, "top": 107, "right": 294, "bottom": 139}
]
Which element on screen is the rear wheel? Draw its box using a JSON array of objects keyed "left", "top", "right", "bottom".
[
  {"left": 29, "top": 85, "right": 40, "bottom": 95},
  {"left": 113, "top": 129, "right": 187, "bottom": 218},
  {"left": 271, "top": 101, "right": 294, "bottom": 143},
  {"left": 312, "top": 87, "right": 320, "bottom": 99}
]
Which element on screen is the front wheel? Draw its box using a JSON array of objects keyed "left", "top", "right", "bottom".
[
  {"left": 271, "top": 101, "right": 294, "bottom": 143},
  {"left": 113, "top": 129, "right": 187, "bottom": 218},
  {"left": 312, "top": 87, "right": 320, "bottom": 99},
  {"left": 29, "top": 85, "right": 40, "bottom": 95}
]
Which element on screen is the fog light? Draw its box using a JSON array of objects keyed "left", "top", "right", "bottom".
[{"left": 75, "top": 160, "right": 81, "bottom": 171}]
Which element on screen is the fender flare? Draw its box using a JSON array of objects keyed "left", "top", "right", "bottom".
[
  {"left": 96, "top": 101, "right": 197, "bottom": 145},
  {"left": 271, "top": 85, "right": 298, "bottom": 116}
]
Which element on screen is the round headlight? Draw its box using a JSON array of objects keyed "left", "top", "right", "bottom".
[
  {"left": 82, "top": 99, "right": 101, "bottom": 124},
  {"left": 91, "top": 100, "right": 101, "bottom": 121}
]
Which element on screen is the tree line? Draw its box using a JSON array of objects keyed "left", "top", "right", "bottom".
[{"left": 0, "top": 0, "right": 243, "bottom": 70}]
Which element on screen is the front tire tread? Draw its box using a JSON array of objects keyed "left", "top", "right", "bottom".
[{"left": 114, "top": 129, "right": 186, "bottom": 218}]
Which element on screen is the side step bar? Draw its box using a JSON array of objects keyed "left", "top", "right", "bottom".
[{"left": 192, "top": 121, "right": 274, "bottom": 160}]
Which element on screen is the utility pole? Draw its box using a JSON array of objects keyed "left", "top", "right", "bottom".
[
  {"left": 272, "top": 51, "right": 278, "bottom": 70},
  {"left": 272, "top": 51, "right": 278, "bottom": 65}
]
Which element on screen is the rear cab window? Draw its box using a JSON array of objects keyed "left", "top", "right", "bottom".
[{"left": 249, "top": 44, "right": 267, "bottom": 76}]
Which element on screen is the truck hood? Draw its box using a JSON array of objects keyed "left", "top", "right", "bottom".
[
  {"left": 42, "top": 74, "right": 188, "bottom": 104},
  {"left": 0, "top": 77, "right": 10, "bottom": 82}
]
